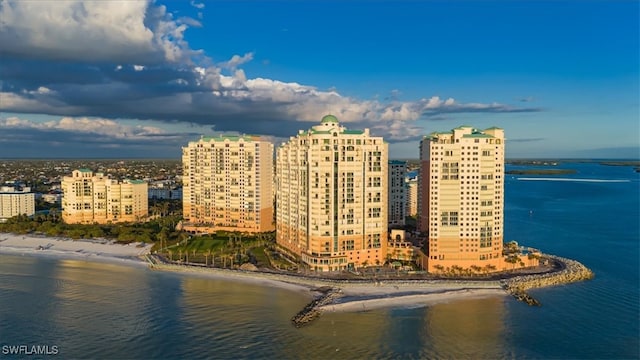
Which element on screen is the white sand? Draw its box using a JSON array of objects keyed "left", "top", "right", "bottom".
[
  {"left": 0, "top": 233, "right": 509, "bottom": 310},
  {"left": 0, "top": 233, "right": 153, "bottom": 264},
  {"left": 320, "top": 288, "right": 507, "bottom": 313}
]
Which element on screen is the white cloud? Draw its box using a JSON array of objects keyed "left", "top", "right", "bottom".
[
  {"left": 0, "top": 0, "right": 200, "bottom": 64},
  {"left": 190, "top": 0, "right": 205, "bottom": 9},
  {"left": 0, "top": 0, "right": 540, "bottom": 145},
  {"left": 0, "top": 116, "right": 171, "bottom": 140},
  {"left": 221, "top": 53, "right": 255, "bottom": 70}
]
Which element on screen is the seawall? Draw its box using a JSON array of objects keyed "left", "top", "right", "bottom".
[{"left": 501, "top": 255, "right": 594, "bottom": 305}]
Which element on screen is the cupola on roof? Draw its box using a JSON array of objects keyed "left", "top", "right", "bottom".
[{"left": 320, "top": 114, "right": 339, "bottom": 124}]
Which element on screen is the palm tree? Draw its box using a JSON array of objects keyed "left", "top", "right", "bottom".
[
  {"left": 204, "top": 249, "right": 212, "bottom": 266},
  {"left": 433, "top": 264, "right": 445, "bottom": 274},
  {"left": 470, "top": 265, "right": 482, "bottom": 275},
  {"left": 158, "top": 228, "right": 169, "bottom": 252}
]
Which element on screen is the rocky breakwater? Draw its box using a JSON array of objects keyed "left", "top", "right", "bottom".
[
  {"left": 501, "top": 255, "right": 594, "bottom": 306},
  {"left": 291, "top": 287, "right": 342, "bottom": 328}
]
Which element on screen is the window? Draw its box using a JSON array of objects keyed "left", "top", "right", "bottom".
[{"left": 450, "top": 211, "right": 458, "bottom": 226}]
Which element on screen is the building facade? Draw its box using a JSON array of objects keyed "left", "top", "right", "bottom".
[
  {"left": 388, "top": 160, "right": 407, "bottom": 227},
  {"left": 405, "top": 177, "right": 418, "bottom": 217},
  {"left": 182, "top": 135, "right": 274, "bottom": 234},
  {"left": 61, "top": 169, "right": 148, "bottom": 224},
  {"left": 419, "top": 126, "right": 505, "bottom": 272},
  {"left": 276, "top": 115, "right": 388, "bottom": 272},
  {"left": 0, "top": 186, "right": 35, "bottom": 222}
]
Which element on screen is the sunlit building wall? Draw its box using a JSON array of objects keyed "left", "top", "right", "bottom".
[
  {"left": 405, "top": 178, "right": 418, "bottom": 217},
  {"left": 419, "top": 126, "right": 505, "bottom": 272},
  {"left": 0, "top": 186, "right": 35, "bottom": 222},
  {"left": 182, "top": 135, "right": 274, "bottom": 234},
  {"left": 276, "top": 115, "right": 388, "bottom": 271},
  {"left": 61, "top": 169, "right": 148, "bottom": 224}
]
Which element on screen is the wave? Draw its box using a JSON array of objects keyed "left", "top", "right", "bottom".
[{"left": 516, "top": 177, "right": 630, "bottom": 183}]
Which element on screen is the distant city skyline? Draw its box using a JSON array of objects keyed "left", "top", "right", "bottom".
[{"left": 0, "top": 1, "right": 638, "bottom": 159}]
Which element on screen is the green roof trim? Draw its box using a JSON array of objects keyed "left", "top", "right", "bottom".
[
  {"left": 200, "top": 134, "right": 257, "bottom": 142},
  {"left": 342, "top": 129, "right": 364, "bottom": 135},
  {"left": 127, "top": 180, "right": 147, "bottom": 185},
  {"left": 78, "top": 168, "right": 92, "bottom": 173},
  {"left": 310, "top": 129, "right": 331, "bottom": 134}
]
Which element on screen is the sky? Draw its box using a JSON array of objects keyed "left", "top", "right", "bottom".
[{"left": 0, "top": 0, "right": 638, "bottom": 159}]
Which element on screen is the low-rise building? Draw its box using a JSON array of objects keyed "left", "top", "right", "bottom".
[{"left": 61, "top": 169, "right": 148, "bottom": 224}]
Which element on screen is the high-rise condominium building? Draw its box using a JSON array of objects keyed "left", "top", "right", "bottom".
[
  {"left": 405, "top": 178, "right": 418, "bottom": 217},
  {"left": 182, "top": 135, "right": 274, "bottom": 234},
  {"left": 388, "top": 160, "right": 407, "bottom": 226},
  {"left": 62, "top": 169, "right": 148, "bottom": 224},
  {"left": 419, "top": 126, "right": 505, "bottom": 272},
  {"left": 276, "top": 115, "right": 388, "bottom": 272},
  {"left": 0, "top": 186, "right": 35, "bottom": 222}
]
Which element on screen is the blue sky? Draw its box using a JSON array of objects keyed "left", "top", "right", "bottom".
[{"left": 0, "top": 0, "right": 638, "bottom": 159}]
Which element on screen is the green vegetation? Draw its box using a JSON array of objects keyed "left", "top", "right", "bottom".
[
  {"left": 0, "top": 213, "right": 278, "bottom": 270},
  {"left": 0, "top": 213, "right": 183, "bottom": 244},
  {"left": 505, "top": 169, "right": 576, "bottom": 175}
]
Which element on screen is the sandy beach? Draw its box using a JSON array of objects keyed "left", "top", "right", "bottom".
[
  {"left": 0, "top": 232, "right": 153, "bottom": 266},
  {"left": 0, "top": 232, "right": 509, "bottom": 311},
  {"left": 320, "top": 287, "right": 507, "bottom": 313}
]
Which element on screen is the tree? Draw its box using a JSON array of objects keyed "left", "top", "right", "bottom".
[
  {"left": 433, "top": 264, "right": 445, "bottom": 274},
  {"left": 204, "top": 249, "right": 212, "bottom": 266},
  {"left": 470, "top": 265, "right": 482, "bottom": 275},
  {"left": 506, "top": 255, "right": 520, "bottom": 270}
]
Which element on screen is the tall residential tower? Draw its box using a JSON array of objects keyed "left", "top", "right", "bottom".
[
  {"left": 182, "top": 135, "right": 274, "bottom": 234},
  {"left": 388, "top": 160, "right": 407, "bottom": 227},
  {"left": 419, "top": 126, "right": 505, "bottom": 272},
  {"left": 276, "top": 115, "right": 388, "bottom": 271}
]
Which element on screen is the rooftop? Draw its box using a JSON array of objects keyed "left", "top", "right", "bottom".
[{"left": 320, "top": 114, "right": 339, "bottom": 124}]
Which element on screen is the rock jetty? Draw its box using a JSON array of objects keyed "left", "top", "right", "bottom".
[
  {"left": 291, "top": 287, "right": 342, "bottom": 327},
  {"left": 501, "top": 255, "right": 594, "bottom": 306}
]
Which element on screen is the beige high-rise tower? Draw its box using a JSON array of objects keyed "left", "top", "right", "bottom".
[
  {"left": 61, "top": 169, "right": 148, "bottom": 224},
  {"left": 388, "top": 160, "right": 407, "bottom": 227},
  {"left": 182, "top": 135, "right": 274, "bottom": 234},
  {"left": 419, "top": 126, "right": 505, "bottom": 272},
  {"left": 276, "top": 115, "right": 388, "bottom": 272}
]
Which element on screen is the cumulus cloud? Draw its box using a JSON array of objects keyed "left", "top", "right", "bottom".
[
  {"left": 0, "top": 0, "right": 540, "bottom": 149},
  {"left": 0, "top": 0, "right": 200, "bottom": 64},
  {"left": 0, "top": 116, "right": 187, "bottom": 141}
]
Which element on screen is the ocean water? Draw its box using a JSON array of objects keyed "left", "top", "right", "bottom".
[{"left": 0, "top": 161, "right": 638, "bottom": 359}]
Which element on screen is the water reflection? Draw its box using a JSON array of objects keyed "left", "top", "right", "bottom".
[
  {"left": 424, "top": 297, "right": 506, "bottom": 359},
  {"left": 179, "top": 276, "right": 312, "bottom": 359}
]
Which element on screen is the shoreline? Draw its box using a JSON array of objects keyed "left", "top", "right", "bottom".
[
  {"left": 0, "top": 233, "right": 153, "bottom": 267},
  {"left": 0, "top": 232, "right": 594, "bottom": 319}
]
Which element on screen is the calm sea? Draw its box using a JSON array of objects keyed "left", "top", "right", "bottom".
[{"left": 0, "top": 161, "right": 638, "bottom": 359}]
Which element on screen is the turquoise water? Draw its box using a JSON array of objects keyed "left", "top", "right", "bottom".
[{"left": 0, "top": 162, "right": 638, "bottom": 359}]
